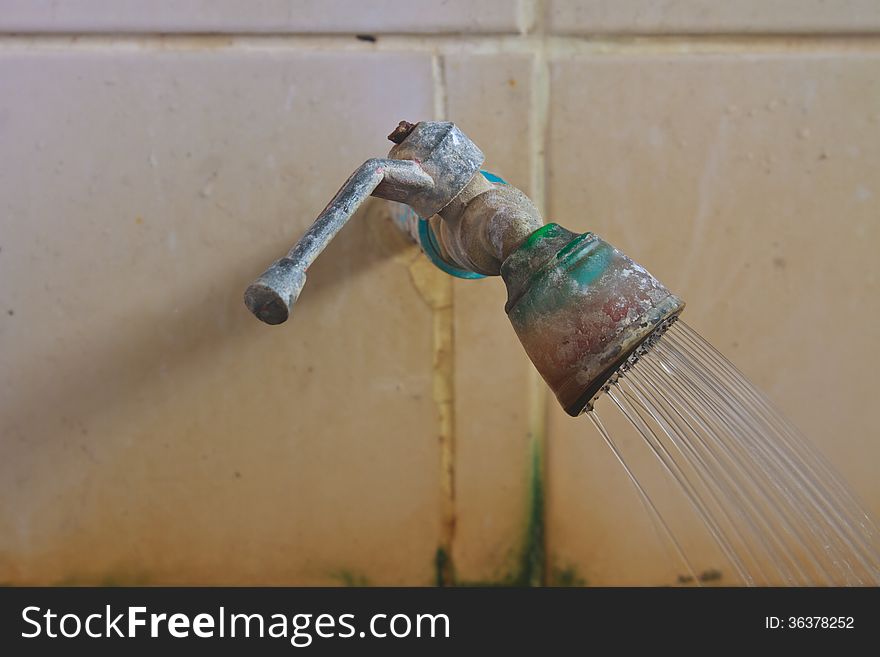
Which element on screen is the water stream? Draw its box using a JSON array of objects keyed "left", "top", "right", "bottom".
[{"left": 587, "top": 319, "right": 880, "bottom": 586}]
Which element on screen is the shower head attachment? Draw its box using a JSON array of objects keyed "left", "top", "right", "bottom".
[
  {"left": 244, "top": 120, "right": 684, "bottom": 415},
  {"left": 501, "top": 224, "right": 684, "bottom": 415}
]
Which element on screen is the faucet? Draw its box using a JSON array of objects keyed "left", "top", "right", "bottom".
[{"left": 245, "top": 120, "right": 684, "bottom": 415}]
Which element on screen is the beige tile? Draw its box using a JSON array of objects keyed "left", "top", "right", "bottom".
[
  {"left": 547, "top": 399, "right": 736, "bottom": 585},
  {"left": 0, "top": 0, "right": 520, "bottom": 34},
  {"left": 547, "top": 1, "right": 880, "bottom": 34},
  {"left": 0, "top": 47, "right": 442, "bottom": 584},
  {"left": 444, "top": 54, "right": 538, "bottom": 584},
  {"left": 546, "top": 53, "right": 880, "bottom": 584},
  {"left": 445, "top": 55, "right": 535, "bottom": 195}
]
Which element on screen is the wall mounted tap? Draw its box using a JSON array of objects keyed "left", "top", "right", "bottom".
[{"left": 245, "top": 120, "right": 684, "bottom": 415}]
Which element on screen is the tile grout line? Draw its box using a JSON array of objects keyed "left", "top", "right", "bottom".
[
  {"left": 526, "top": 0, "right": 550, "bottom": 587},
  {"left": 517, "top": 0, "right": 538, "bottom": 36},
  {"left": 3, "top": 33, "right": 880, "bottom": 55},
  {"left": 431, "top": 53, "right": 447, "bottom": 123},
  {"left": 430, "top": 51, "right": 457, "bottom": 586}
]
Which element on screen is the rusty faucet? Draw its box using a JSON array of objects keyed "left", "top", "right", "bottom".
[{"left": 245, "top": 121, "right": 683, "bottom": 415}]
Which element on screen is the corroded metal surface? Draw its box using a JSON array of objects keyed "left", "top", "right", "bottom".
[
  {"left": 244, "top": 157, "right": 433, "bottom": 324},
  {"left": 387, "top": 120, "right": 417, "bottom": 145},
  {"left": 502, "top": 224, "right": 685, "bottom": 416},
  {"left": 387, "top": 121, "right": 485, "bottom": 218},
  {"left": 245, "top": 120, "right": 685, "bottom": 418},
  {"left": 436, "top": 177, "right": 543, "bottom": 276},
  {"left": 245, "top": 121, "right": 486, "bottom": 324}
]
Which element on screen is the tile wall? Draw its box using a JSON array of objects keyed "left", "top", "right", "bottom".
[{"left": 1, "top": 1, "right": 877, "bottom": 585}]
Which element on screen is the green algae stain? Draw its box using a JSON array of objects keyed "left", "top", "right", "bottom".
[
  {"left": 330, "top": 570, "right": 371, "bottom": 587},
  {"left": 441, "top": 434, "right": 548, "bottom": 588},
  {"left": 516, "top": 436, "right": 546, "bottom": 587},
  {"left": 434, "top": 547, "right": 453, "bottom": 587},
  {"left": 549, "top": 564, "right": 588, "bottom": 587}
]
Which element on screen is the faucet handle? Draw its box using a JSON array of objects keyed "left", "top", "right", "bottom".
[
  {"left": 244, "top": 157, "right": 433, "bottom": 324},
  {"left": 245, "top": 121, "right": 486, "bottom": 325},
  {"left": 244, "top": 257, "right": 308, "bottom": 325}
]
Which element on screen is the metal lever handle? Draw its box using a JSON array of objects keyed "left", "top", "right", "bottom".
[{"left": 244, "top": 158, "right": 433, "bottom": 324}]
